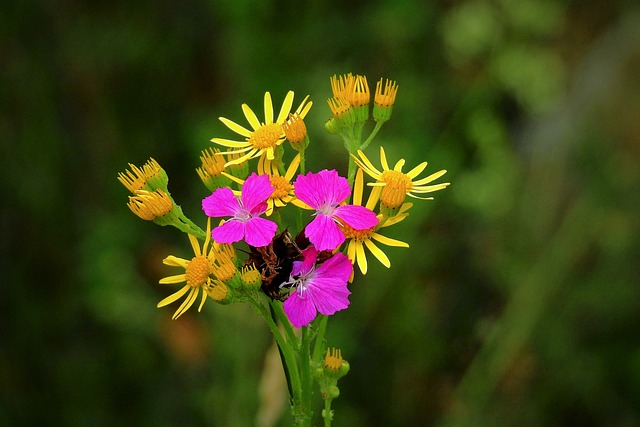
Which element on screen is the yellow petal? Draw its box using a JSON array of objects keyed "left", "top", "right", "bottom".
[
  {"left": 393, "top": 158, "right": 405, "bottom": 172},
  {"left": 295, "top": 95, "right": 312, "bottom": 118},
  {"left": 406, "top": 161, "right": 428, "bottom": 179},
  {"left": 276, "top": 91, "right": 295, "bottom": 124},
  {"left": 163, "top": 256, "right": 188, "bottom": 267},
  {"left": 242, "top": 104, "right": 261, "bottom": 130},
  {"left": 157, "top": 284, "right": 190, "bottom": 307},
  {"left": 219, "top": 117, "right": 252, "bottom": 138},
  {"left": 353, "top": 169, "right": 364, "bottom": 206},
  {"left": 211, "top": 138, "right": 251, "bottom": 148},
  {"left": 197, "top": 289, "right": 208, "bottom": 312},
  {"left": 159, "top": 274, "right": 187, "bottom": 284},
  {"left": 364, "top": 239, "right": 391, "bottom": 268},
  {"left": 365, "top": 185, "right": 381, "bottom": 211},
  {"left": 354, "top": 150, "right": 382, "bottom": 178},
  {"left": 285, "top": 154, "right": 301, "bottom": 180},
  {"left": 411, "top": 182, "right": 451, "bottom": 193},
  {"left": 264, "top": 92, "right": 274, "bottom": 124},
  {"left": 412, "top": 169, "right": 448, "bottom": 185},
  {"left": 355, "top": 241, "right": 368, "bottom": 274},
  {"left": 371, "top": 232, "right": 409, "bottom": 248},
  {"left": 188, "top": 234, "right": 201, "bottom": 257},
  {"left": 172, "top": 288, "right": 199, "bottom": 319},
  {"left": 379, "top": 146, "right": 390, "bottom": 171}
]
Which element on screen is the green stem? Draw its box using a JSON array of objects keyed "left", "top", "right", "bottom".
[
  {"left": 270, "top": 299, "right": 298, "bottom": 349},
  {"left": 249, "top": 297, "right": 301, "bottom": 402},
  {"left": 360, "top": 120, "right": 384, "bottom": 151},
  {"left": 323, "top": 398, "right": 333, "bottom": 427},
  {"left": 312, "top": 315, "right": 329, "bottom": 365},
  {"left": 300, "top": 326, "right": 313, "bottom": 421}
]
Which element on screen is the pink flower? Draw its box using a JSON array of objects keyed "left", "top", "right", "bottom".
[
  {"left": 283, "top": 246, "right": 352, "bottom": 328},
  {"left": 293, "top": 170, "right": 379, "bottom": 251},
  {"left": 202, "top": 173, "right": 277, "bottom": 247}
]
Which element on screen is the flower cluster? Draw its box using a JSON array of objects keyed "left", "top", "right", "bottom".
[{"left": 118, "top": 73, "right": 449, "bottom": 425}]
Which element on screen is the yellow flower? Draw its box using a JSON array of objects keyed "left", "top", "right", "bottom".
[
  {"left": 127, "top": 189, "right": 175, "bottom": 222},
  {"left": 157, "top": 220, "right": 235, "bottom": 319},
  {"left": 117, "top": 158, "right": 168, "bottom": 193},
  {"left": 353, "top": 146, "right": 450, "bottom": 212},
  {"left": 343, "top": 169, "right": 410, "bottom": 275},
  {"left": 330, "top": 73, "right": 370, "bottom": 107},
  {"left": 373, "top": 78, "right": 398, "bottom": 122},
  {"left": 212, "top": 91, "right": 312, "bottom": 167},
  {"left": 374, "top": 78, "right": 398, "bottom": 108},
  {"left": 282, "top": 113, "right": 308, "bottom": 151}
]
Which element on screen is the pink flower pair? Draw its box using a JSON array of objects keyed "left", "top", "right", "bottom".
[{"left": 202, "top": 169, "right": 378, "bottom": 252}]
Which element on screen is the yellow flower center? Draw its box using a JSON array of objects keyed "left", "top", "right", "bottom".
[
  {"left": 200, "top": 148, "right": 227, "bottom": 177},
  {"left": 127, "top": 189, "right": 174, "bottom": 221},
  {"left": 207, "top": 281, "right": 229, "bottom": 302},
  {"left": 270, "top": 175, "right": 292, "bottom": 199},
  {"left": 327, "top": 97, "right": 351, "bottom": 118},
  {"left": 283, "top": 113, "right": 307, "bottom": 144},
  {"left": 249, "top": 123, "right": 283, "bottom": 149},
  {"left": 341, "top": 223, "right": 374, "bottom": 241},
  {"left": 241, "top": 266, "right": 262, "bottom": 286},
  {"left": 212, "top": 252, "right": 237, "bottom": 282},
  {"left": 324, "top": 348, "right": 344, "bottom": 371},
  {"left": 185, "top": 255, "right": 212, "bottom": 287},
  {"left": 380, "top": 170, "right": 412, "bottom": 208}
]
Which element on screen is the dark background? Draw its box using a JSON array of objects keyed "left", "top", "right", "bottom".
[{"left": 2, "top": 0, "right": 640, "bottom": 426}]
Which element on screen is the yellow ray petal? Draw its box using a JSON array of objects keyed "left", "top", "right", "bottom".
[
  {"left": 354, "top": 150, "right": 383, "bottom": 178},
  {"left": 364, "top": 239, "right": 391, "bottom": 268},
  {"left": 406, "top": 161, "right": 428, "bottom": 179},
  {"left": 285, "top": 154, "right": 301, "bottom": 180},
  {"left": 211, "top": 138, "right": 251, "bottom": 148},
  {"left": 188, "top": 234, "right": 201, "bottom": 257},
  {"left": 379, "top": 146, "right": 390, "bottom": 171},
  {"left": 412, "top": 169, "right": 448, "bottom": 185},
  {"left": 264, "top": 92, "right": 274, "bottom": 124},
  {"left": 197, "top": 288, "right": 208, "bottom": 312},
  {"left": 159, "top": 274, "right": 187, "bottom": 284},
  {"left": 172, "top": 288, "right": 199, "bottom": 319},
  {"left": 355, "top": 241, "right": 368, "bottom": 274},
  {"left": 410, "top": 182, "right": 451, "bottom": 193},
  {"left": 393, "top": 158, "right": 405, "bottom": 172},
  {"left": 276, "top": 91, "right": 295, "bottom": 124},
  {"left": 353, "top": 169, "right": 364, "bottom": 206},
  {"left": 347, "top": 240, "right": 357, "bottom": 264},
  {"left": 224, "top": 149, "right": 258, "bottom": 166},
  {"left": 371, "top": 233, "right": 409, "bottom": 248},
  {"left": 219, "top": 117, "right": 252, "bottom": 138},
  {"left": 157, "top": 284, "right": 190, "bottom": 307},
  {"left": 163, "top": 256, "right": 188, "bottom": 268},
  {"left": 365, "top": 185, "right": 382, "bottom": 210},
  {"left": 242, "top": 104, "right": 262, "bottom": 130},
  {"left": 295, "top": 95, "right": 312, "bottom": 118}
]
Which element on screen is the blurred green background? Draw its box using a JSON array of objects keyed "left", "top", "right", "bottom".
[{"left": 3, "top": 0, "right": 640, "bottom": 426}]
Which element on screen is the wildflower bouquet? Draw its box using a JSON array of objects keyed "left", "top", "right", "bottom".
[{"left": 118, "top": 73, "right": 449, "bottom": 426}]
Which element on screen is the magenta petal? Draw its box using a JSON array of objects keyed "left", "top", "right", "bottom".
[
  {"left": 304, "top": 214, "right": 345, "bottom": 251},
  {"left": 241, "top": 173, "right": 273, "bottom": 212},
  {"left": 284, "top": 293, "right": 317, "bottom": 328},
  {"left": 292, "top": 171, "right": 323, "bottom": 208},
  {"left": 203, "top": 187, "right": 239, "bottom": 218},
  {"left": 243, "top": 217, "right": 277, "bottom": 247},
  {"left": 315, "top": 169, "right": 351, "bottom": 206},
  {"left": 292, "top": 246, "right": 319, "bottom": 276},
  {"left": 316, "top": 252, "right": 353, "bottom": 283},
  {"left": 293, "top": 169, "right": 351, "bottom": 209},
  {"left": 211, "top": 220, "right": 245, "bottom": 244},
  {"left": 308, "top": 281, "right": 351, "bottom": 316},
  {"left": 335, "top": 205, "right": 379, "bottom": 230}
]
